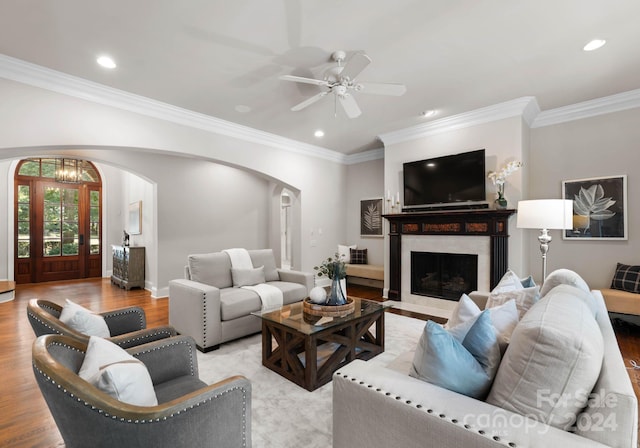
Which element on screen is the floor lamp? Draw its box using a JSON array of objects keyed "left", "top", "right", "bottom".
[{"left": 517, "top": 199, "right": 573, "bottom": 285}]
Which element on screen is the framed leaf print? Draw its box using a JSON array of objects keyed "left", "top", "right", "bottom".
[
  {"left": 360, "top": 198, "right": 383, "bottom": 237},
  {"left": 562, "top": 175, "right": 627, "bottom": 240}
]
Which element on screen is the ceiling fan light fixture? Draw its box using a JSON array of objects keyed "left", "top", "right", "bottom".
[
  {"left": 583, "top": 39, "right": 606, "bottom": 51},
  {"left": 314, "top": 130, "right": 325, "bottom": 138},
  {"left": 96, "top": 55, "right": 116, "bottom": 69}
]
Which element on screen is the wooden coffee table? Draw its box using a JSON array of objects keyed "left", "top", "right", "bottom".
[{"left": 252, "top": 297, "right": 389, "bottom": 391}]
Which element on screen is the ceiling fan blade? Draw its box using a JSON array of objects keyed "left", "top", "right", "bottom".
[
  {"left": 291, "top": 91, "right": 329, "bottom": 111},
  {"left": 339, "top": 93, "right": 362, "bottom": 118},
  {"left": 357, "top": 82, "right": 407, "bottom": 96},
  {"left": 279, "top": 74, "right": 329, "bottom": 87},
  {"left": 340, "top": 52, "right": 371, "bottom": 80}
]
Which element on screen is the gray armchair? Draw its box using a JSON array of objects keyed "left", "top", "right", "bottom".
[
  {"left": 27, "top": 299, "right": 176, "bottom": 348},
  {"left": 32, "top": 334, "right": 252, "bottom": 448}
]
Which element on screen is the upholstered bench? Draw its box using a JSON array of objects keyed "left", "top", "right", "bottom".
[
  {"left": 345, "top": 264, "right": 384, "bottom": 287},
  {"left": 601, "top": 288, "right": 640, "bottom": 316}
]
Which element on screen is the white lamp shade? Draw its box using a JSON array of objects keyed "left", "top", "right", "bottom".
[{"left": 517, "top": 199, "right": 573, "bottom": 230}]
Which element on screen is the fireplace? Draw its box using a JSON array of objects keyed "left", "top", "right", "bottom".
[
  {"left": 411, "top": 252, "right": 478, "bottom": 301},
  {"left": 384, "top": 209, "right": 516, "bottom": 301}
]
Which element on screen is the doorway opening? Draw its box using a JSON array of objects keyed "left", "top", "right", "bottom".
[{"left": 280, "top": 190, "right": 293, "bottom": 270}]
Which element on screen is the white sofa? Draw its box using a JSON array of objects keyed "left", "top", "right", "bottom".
[
  {"left": 333, "top": 283, "right": 637, "bottom": 448},
  {"left": 169, "top": 249, "right": 314, "bottom": 352}
]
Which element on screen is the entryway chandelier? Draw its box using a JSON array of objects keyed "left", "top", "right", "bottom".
[{"left": 55, "top": 158, "right": 83, "bottom": 183}]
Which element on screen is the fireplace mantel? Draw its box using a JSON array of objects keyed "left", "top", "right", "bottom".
[{"left": 384, "top": 209, "right": 516, "bottom": 301}]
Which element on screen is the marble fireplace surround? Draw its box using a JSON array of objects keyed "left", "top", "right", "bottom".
[
  {"left": 385, "top": 209, "right": 516, "bottom": 309},
  {"left": 405, "top": 236, "right": 490, "bottom": 304}
]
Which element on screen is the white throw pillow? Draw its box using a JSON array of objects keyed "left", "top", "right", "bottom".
[
  {"left": 540, "top": 268, "right": 590, "bottom": 297},
  {"left": 79, "top": 336, "right": 158, "bottom": 406},
  {"left": 231, "top": 265, "right": 266, "bottom": 287},
  {"left": 337, "top": 244, "right": 357, "bottom": 263},
  {"left": 486, "top": 285, "right": 604, "bottom": 430},
  {"left": 59, "top": 299, "right": 110, "bottom": 338},
  {"left": 446, "top": 294, "right": 519, "bottom": 352},
  {"left": 486, "top": 286, "right": 540, "bottom": 319},
  {"left": 491, "top": 270, "right": 524, "bottom": 293}
]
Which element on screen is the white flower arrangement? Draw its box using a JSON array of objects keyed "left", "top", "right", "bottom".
[{"left": 487, "top": 161, "right": 522, "bottom": 186}]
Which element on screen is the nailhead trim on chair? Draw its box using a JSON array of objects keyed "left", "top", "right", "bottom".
[
  {"left": 133, "top": 338, "right": 196, "bottom": 376},
  {"left": 102, "top": 308, "right": 145, "bottom": 329},
  {"left": 117, "top": 329, "right": 175, "bottom": 346},
  {"left": 35, "top": 341, "right": 249, "bottom": 446},
  {"left": 334, "top": 371, "right": 516, "bottom": 447},
  {"left": 27, "top": 312, "right": 60, "bottom": 334},
  {"left": 28, "top": 311, "right": 170, "bottom": 347}
]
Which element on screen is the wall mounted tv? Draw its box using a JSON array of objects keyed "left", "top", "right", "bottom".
[{"left": 403, "top": 149, "right": 486, "bottom": 210}]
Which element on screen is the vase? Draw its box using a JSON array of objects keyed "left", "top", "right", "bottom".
[
  {"left": 326, "top": 275, "right": 347, "bottom": 306},
  {"left": 494, "top": 185, "right": 508, "bottom": 209}
]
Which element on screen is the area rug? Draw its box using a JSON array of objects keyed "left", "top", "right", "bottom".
[{"left": 196, "top": 312, "right": 427, "bottom": 448}]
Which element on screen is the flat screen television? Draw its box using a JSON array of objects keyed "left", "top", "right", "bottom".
[{"left": 403, "top": 149, "right": 486, "bottom": 210}]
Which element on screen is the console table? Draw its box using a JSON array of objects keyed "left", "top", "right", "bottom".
[
  {"left": 384, "top": 209, "right": 516, "bottom": 300},
  {"left": 111, "top": 245, "right": 145, "bottom": 290}
]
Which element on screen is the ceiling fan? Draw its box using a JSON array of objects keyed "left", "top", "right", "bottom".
[{"left": 279, "top": 50, "right": 407, "bottom": 118}]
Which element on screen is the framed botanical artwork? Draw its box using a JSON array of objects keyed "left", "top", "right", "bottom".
[
  {"left": 128, "top": 201, "right": 142, "bottom": 235},
  {"left": 360, "top": 198, "right": 383, "bottom": 237},
  {"left": 562, "top": 175, "right": 627, "bottom": 240}
]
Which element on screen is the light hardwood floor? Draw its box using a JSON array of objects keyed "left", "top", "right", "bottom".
[{"left": 1, "top": 279, "right": 638, "bottom": 447}]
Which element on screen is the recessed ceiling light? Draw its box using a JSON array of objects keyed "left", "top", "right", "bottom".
[
  {"left": 235, "top": 105, "right": 252, "bottom": 113},
  {"left": 421, "top": 110, "right": 436, "bottom": 118},
  {"left": 583, "top": 39, "right": 606, "bottom": 51},
  {"left": 96, "top": 55, "right": 116, "bottom": 69},
  {"left": 314, "top": 130, "right": 325, "bottom": 138}
]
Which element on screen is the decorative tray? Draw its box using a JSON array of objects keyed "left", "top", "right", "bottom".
[{"left": 303, "top": 297, "right": 355, "bottom": 317}]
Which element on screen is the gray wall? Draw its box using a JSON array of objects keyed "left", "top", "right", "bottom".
[
  {"left": 529, "top": 108, "right": 640, "bottom": 288},
  {"left": 346, "top": 158, "right": 385, "bottom": 265}
]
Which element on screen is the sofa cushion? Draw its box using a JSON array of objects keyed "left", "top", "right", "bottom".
[
  {"left": 410, "top": 311, "right": 501, "bottom": 399},
  {"left": 267, "top": 281, "right": 308, "bottom": 304},
  {"left": 188, "top": 252, "right": 233, "bottom": 289},
  {"left": 79, "top": 336, "right": 157, "bottom": 406},
  {"left": 492, "top": 269, "right": 524, "bottom": 293},
  {"left": 231, "top": 265, "right": 266, "bottom": 287},
  {"left": 486, "top": 284, "right": 604, "bottom": 430},
  {"left": 249, "top": 249, "right": 280, "bottom": 282},
  {"left": 220, "top": 288, "right": 262, "bottom": 321},
  {"left": 486, "top": 285, "right": 540, "bottom": 319},
  {"left": 59, "top": 299, "right": 110, "bottom": 338},
  {"left": 540, "top": 268, "right": 590, "bottom": 297},
  {"left": 446, "top": 293, "right": 518, "bottom": 352},
  {"left": 610, "top": 262, "right": 640, "bottom": 294}
]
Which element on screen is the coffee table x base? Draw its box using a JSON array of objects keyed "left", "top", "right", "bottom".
[{"left": 259, "top": 306, "right": 385, "bottom": 391}]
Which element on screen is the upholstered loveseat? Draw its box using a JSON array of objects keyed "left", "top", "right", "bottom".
[
  {"left": 333, "top": 274, "right": 637, "bottom": 448},
  {"left": 169, "top": 249, "right": 314, "bottom": 352}
]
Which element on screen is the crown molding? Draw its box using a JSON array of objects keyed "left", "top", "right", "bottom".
[
  {"left": 378, "top": 97, "right": 539, "bottom": 146},
  {"left": 0, "top": 54, "right": 347, "bottom": 164},
  {"left": 344, "top": 147, "right": 384, "bottom": 165},
  {"left": 531, "top": 88, "right": 640, "bottom": 128}
]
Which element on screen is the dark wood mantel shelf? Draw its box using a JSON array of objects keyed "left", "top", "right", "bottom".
[{"left": 384, "top": 209, "right": 516, "bottom": 300}]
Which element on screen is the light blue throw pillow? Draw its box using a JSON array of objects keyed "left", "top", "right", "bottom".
[{"left": 409, "top": 310, "right": 501, "bottom": 399}]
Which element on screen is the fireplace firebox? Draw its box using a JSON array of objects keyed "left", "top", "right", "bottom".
[{"left": 411, "top": 251, "right": 478, "bottom": 301}]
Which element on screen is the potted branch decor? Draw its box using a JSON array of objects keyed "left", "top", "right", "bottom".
[
  {"left": 314, "top": 253, "right": 348, "bottom": 306},
  {"left": 307, "top": 253, "right": 356, "bottom": 317}
]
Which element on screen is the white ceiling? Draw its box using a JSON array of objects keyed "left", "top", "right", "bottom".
[{"left": 1, "top": 0, "right": 639, "bottom": 155}]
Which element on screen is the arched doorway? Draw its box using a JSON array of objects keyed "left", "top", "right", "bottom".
[{"left": 14, "top": 158, "right": 102, "bottom": 283}]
